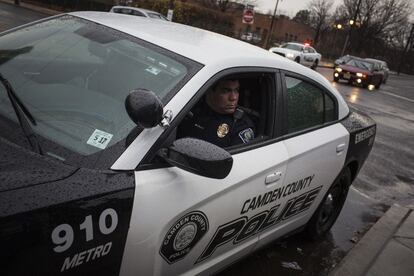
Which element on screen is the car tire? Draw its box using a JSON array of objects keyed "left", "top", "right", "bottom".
[
  {"left": 295, "top": 57, "right": 300, "bottom": 63},
  {"left": 311, "top": 59, "right": 319, "bottom": 70},
  {"left": 304, "top": 167, "right": 351, "bottom": 240},
  {"left": 375, "top": 79, "right": 382, "bottom": 89}
]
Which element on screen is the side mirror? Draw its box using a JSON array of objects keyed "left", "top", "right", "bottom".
[
  {"left": 125, "top": 88, "right": 163, "bottom": 128},
  {"left": 159, "top": 138, "right": 233, "bottom": 179}
]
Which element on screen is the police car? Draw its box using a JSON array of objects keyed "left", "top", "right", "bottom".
[
  {"left": 0, "top": 12, "right": 376, "bottom": 276},
  {"left": 269, "top": 42, "right": 322, "bottom": 69}
]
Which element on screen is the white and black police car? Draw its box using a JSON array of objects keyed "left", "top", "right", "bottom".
[{"left": 0, "top": 12, "right": 376, "bottom": 276}]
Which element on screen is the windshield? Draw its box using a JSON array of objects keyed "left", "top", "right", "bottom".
[
  {"left": 346, "top": 59, "right": 373, "bottom": 71},
  {"left": 281, "top": 43, "right": 303, "bottom": 52},
  {"left": 0, "top": 15, "right": 194, "bottom": 158}
]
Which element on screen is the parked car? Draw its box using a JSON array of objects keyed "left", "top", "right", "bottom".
[
  {"left": 365, "top": 58, "right": 389, "bottom": 84},
  {"left": 109, "top": 5, "right": 168, "bottom": 20},
  {"left": 0, "top": 12, "right": 376, "bottom": 276},
  {"left": 334, "top": 54, "right": 358, "bottom": 67},
  {"left": 240, "top": 32, "right": 253, "bottom": 41},
  {"left": 334, "top": 57, "right": 383, "bottom": 89},
  {"left": 269, "top": 42, "right": 322, "bottom": 69}
]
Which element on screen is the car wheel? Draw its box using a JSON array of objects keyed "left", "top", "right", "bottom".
[
  {"left": 304, "top": 167, "right": 351, "bottom": 240},
  {"left": 295, "top": 57, "right": 300, "bottom": 63},
  {"left": 311, "top": 59, "right": 319, "bottom": 70},
  {"left": 375, "top": 79, "right": 382, "bottom": 89}
]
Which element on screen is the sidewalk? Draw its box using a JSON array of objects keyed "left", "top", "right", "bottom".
[
  {"left": 0, "top": 0, "right": 60, "bottom": 15},
  {"left": 330, "top": 204, "right": 414, "bottom": 276}
]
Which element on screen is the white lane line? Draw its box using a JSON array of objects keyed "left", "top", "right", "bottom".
[
  {"left": 351, "top": 186, "right": 373, "bottom": 200},
  {"left": 378, "top": 90, "right": 414, "bottom": 103}
]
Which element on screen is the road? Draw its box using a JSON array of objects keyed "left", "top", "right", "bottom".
[
  {"left": 0, "top": 1, "right": 47, "bottom": 31},
  {"left": 318, "top": 68, "right": 414, "bottom": 206},
  {"left": 1, "top": 2, "right": 413, "bottom": 275}
]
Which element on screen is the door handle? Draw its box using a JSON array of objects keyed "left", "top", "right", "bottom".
[
  {"left": 336, "top": 143, "right": 346, "bottom": 154},
  {"left": 265, "top": 172, "right": 282, "bottom": 185}
]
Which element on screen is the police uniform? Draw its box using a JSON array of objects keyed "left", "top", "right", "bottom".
[{"left": 177, "top": 105, "right": 255, "bottom": 148}]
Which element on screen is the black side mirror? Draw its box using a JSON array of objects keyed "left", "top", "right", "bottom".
[
  {"left": 159, "top": 138, "right": 233, "bottom": 179},
  {"left": 125, "top": 88, "right": 163, "bottom": 128}
]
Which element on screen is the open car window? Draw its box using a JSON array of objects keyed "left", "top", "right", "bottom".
[{"left": 174, "top": 72, "right": 275, "bottom": 152}]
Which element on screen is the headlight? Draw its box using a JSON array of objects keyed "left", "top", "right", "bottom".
[
  {"left": 356, "top": 72, "right": 365, "bottom": 78},
  {"left": 286, "top": 53, "right": 294, "bottom": 58},
  {"left": 335, "top": 67, "right": 342, "bottom": 72}
]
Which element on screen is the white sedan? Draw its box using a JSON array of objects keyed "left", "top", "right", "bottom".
[
  {"left": 0, "top": 12, "right": 375, "bottom": 276},
  {"left": 269, "top": 42, "right": 322, "bottom": 69}
]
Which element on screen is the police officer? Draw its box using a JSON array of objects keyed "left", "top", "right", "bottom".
[{"left": 177, "top": 78, "right": 255, "bottom": 148}]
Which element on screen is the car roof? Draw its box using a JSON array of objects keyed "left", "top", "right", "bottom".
[
  {"left": 69, "top": 12, "right": 348, "bottom": 117},
  {"left": 72, "top": 12, "right": 285, "bottom": 66}
]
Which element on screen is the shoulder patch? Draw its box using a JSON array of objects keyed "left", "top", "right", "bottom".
[{"left": 238, "top": 128, "right": 254, "bottom": 143}]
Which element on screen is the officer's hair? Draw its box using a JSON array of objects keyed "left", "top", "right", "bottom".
[{"left": 211, "top": 78, "right": 239, "bottom": 92}]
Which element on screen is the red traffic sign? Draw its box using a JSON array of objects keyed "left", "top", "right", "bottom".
[{"left": 242, "top": 8, "right": 254, "bottom": 24}]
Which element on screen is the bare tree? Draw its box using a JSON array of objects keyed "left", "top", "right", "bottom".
[
  {"left": 308, "top": 0, "right": 334, "bottom": 46},
  {"left": 335, "top": 0, "right": 412, "bottom": 53}
]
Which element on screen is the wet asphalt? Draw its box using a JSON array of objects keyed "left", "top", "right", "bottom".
[{"left": 1, "top": 2, "right": 413, "bottom": 274}]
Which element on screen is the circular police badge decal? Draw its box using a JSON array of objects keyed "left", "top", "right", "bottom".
[{"left": 160, "top": 211, "right": 209, "bottom": 264}]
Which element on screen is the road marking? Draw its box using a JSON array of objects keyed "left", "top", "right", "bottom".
[
  {"left": 378, "top": 90, "right": 414, "bottom": 103},
  {"left": 351, "top": 187, "right": 373, "bottom": 200}
]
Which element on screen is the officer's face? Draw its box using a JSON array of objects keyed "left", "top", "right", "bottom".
[{"left": 207, "top": 80, "right": 240, "bottom": 114}]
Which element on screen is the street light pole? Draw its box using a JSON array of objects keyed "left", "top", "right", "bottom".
[
  {"left": 265, "top": 0, "right": 280, "bottom": 49},
  {"left": 167, "top": 0, "right": 174, "bottom": 21},
  {"left": 340, "top": 0, "right": 362, "bottom": 56}
]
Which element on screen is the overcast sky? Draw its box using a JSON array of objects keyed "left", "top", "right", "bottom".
[{"left": 255, "top": 0, "right": 343, "bottom": 17}]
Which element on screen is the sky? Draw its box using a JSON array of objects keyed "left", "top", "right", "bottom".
[{"left": 255, "top": 0, "right": 343, "bottom": 17}]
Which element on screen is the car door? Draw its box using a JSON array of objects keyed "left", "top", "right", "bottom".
[
  {"left": 301, "top": 47, "right": 312, "bottom": 66},
  {"left": 119, "top": 69, "right": 291, "bottom": 276},
  {"left": 257, "top": 71, "right": 349, "bottom": 247}
]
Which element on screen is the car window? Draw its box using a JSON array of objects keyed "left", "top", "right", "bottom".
[
  {"left": 132, "top": 10, "right": 145, "bottom": 16},
  {"left": 285, "top": 76, "right": 335, "bottom": 133},
  {"left": 174, "top": 73, "right": 274, "bottom": 151},
  {"left": 147, "top": 13, "right": 168, "bottom": 20},
  {"left": 0, "top": 15, "right": 198, "bottom": 162},
  {"left": 346, "top": 59, "right": 373, "bottom": 71},
  {"left": 281, "top": 43, "right": 303, "bottom": 52}
]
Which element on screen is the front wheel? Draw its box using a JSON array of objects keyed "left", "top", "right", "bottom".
[
  {"left": 304, "top": 167, "right": 351, "bottom": 240},
  {"left": 311, "top": 59, "right": 319, "bottom": 70},
  {"left": 375, "top": 78, "right": 382, "bottom": 89}
]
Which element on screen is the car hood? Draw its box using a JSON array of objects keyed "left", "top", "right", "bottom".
[
  {"left": 0, "top": 137, "right": 77, "bottom": 192},
  {"left": 339, "top": 65, "right": 372, "bottom": 75}
]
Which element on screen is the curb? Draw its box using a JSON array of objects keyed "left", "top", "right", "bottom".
[{"left": 329, "top": 204, "right": 412, "bottom": 276}]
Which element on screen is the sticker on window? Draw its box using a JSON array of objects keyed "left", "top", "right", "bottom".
[
  {"left": 145, "top": 66, "right": 161, "bottom": 75},
  {"left": 87, "top": 129, "right": 113, "bottom": 149}
]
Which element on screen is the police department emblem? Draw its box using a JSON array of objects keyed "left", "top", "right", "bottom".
[
  {"left": 217, "top": 123, "right": 229, "bottom": 138},
  {"left": 160, "top": 211, "right": 209, "bottom": 264},
  {"left": 239, "top": 128, "right": 254, "bottom": 143}
]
